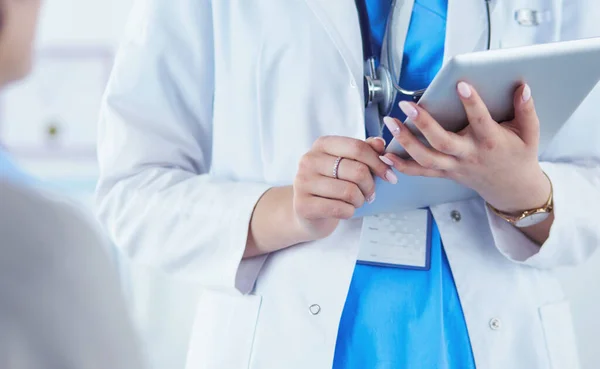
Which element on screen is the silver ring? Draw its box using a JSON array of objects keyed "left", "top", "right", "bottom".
[{"left": 332, "top": 156, "right": 343, "bottom": 179}]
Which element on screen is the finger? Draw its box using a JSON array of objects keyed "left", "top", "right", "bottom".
[
  {"left": 398, "top": 101, "right": 472, "bottom": 157},
  {"left": 307, "top": 152, "right": 378, "bottom": 201},
  {"left": 456, "top": 82, "right": 498, "bottom": 144},
  {"left": 295, "top": 194, "right": 356, "bottom": 220},
  {"left": 512, "top": 83, "right": 540, "bottom": 146},
  {"left": 336, "top": 158, "right": 378, "bottom": 202},
  {"left": 383, "top": 117, "right": 458, "bottom": 171},
  {"left": 383, "top": 154, "right": 446, "bottom": 178},
  {"left": 337, "top": 155, "right": 397, "bottom": 187},
  {"left": 313, "top": 136, "right": 394, "bottom": 183},
  {"left": 303, "top": 174, "right": 367, "bottom": 207},
  {"left": 365, "top": 136, "right": 386, "bottom": 155}
]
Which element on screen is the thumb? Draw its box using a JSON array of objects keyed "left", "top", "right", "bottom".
[
  {"left": 513, "top": 84, "right": 540, "bottom": 146},
  {"left": 365, "top": 136, "right": 386, "bottom": 155}
]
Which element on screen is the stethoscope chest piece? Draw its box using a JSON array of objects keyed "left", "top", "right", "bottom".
[
  {"left": 357, "top": 0, "right": 493, "bottom": 116},
  {"left": 364, "top": 65, "right": 395, "bottom": 116}
]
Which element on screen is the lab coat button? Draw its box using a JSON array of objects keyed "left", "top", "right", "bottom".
[
  {"left": 489, "top": 318, "right": 501, "bottom": 330},
  {"left": 350, "top": 79, "right": 357, "bottom": 88},
  {"left": 309, "top": 304, "right": 321, "bottom": 315},
  {"left": 450, "top": 210, "right": 461, "bottom": 222}
]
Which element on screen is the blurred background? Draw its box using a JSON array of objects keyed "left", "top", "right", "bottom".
[
  {"left": 1, "top": 1, "right": 599, "bottom": 368},
  {"left": 0, "top": 0, "right": 133, "bottom": 207}
]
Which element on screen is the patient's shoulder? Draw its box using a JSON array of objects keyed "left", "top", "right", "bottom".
[
  {"left": 0, "top": 180, "right": 111, "bottom": 270},
  {"left": 0, "top": 181, "right": 144, "bottom": 369}
]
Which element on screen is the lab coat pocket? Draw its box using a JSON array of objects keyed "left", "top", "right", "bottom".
[
  {"left": 539, "top": 300, "right": 581, "bottom": 369},
  {"left": 185, "top": 288, "right": 262, "bottom": 369}
]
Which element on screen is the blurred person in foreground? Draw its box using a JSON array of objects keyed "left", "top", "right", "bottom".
[{"left": 0, "top": 1, "right": 144, "bottom": 368}]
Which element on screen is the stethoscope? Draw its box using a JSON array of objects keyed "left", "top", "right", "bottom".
[{"left": 357, "top": 0, "right": 493, "bottom": 116}]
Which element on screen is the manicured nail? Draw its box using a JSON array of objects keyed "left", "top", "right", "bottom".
[
  {"left": 522, "top": 84, "right": 531, "bottom": 103},
  {"left": 399, "top": 101, "right": 418, "bottom": 120},
  {"left": 385, "top": 169, "right": 398, "bottom": 184},
  {"left": 383, "top": 116, "right": 401, "bottom": 135},
  {"left": 457, "top": 82, "right": 472, "bottom": 98},
  {"left": 373, "top": 137, "right": 386, "bottom": 146},
  {"left": 379, "top": 155, "right": 394, "bottom": 166},
  {"left": 366, "top": 192, "right": 376, "bottom": 204}
]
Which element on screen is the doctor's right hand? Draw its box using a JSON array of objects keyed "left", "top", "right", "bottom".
[
  {"left": 292, "top": 136, "right": 397, "bottom": 240},
  {"left": 245, "top": 136, "right": 396, "bottom": 258}
]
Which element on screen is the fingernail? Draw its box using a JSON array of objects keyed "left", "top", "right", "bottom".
[
  {"left": 379, "top": 155, "right": 394, "bottom": 166},
  {"left": 383, "top": 116, "right": 401, "bottom": 135},
  {"left": 457, "top": 82, "right": 472, "bottom": 99},
  {"left": 385, "top": 169, "right": 398, "bottom": 184},
  {"left": 366, "top": 192, "right": 376, "bottom": 204},
  {"left": 522, "top": 84, "right": 532, "bottom": 103},
  {"left": 399, "top": 101, "right": 418, "bottom": 120},
  {"left": 373, "top": 137, "right": 386, "bottom": 146}
]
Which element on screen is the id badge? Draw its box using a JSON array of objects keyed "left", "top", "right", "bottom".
[{"left": 357, "top": 209, "right": 432, "bottom": 270}]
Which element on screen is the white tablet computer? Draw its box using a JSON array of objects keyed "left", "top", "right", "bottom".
[{"left": 386, "top": 37, "right": 600, "bottom": 158}]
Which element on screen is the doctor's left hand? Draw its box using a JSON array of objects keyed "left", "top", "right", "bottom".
[{"left": 381, "top": 83, "right": 551, "bottom": 215}]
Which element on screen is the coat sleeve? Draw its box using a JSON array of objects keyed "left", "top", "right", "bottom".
[
  {"left": 484, "top": 2, "right": 600, "bottom": 270},
  {"left": 486, "top": 159, "right": 600, "bottom": 270},
  {"left": 95, "top": 0, "right": 271, "bottom": 290}
]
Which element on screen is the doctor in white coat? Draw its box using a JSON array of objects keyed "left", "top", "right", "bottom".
[{"left": 97, "top": 0, "right": 600, "bottom": 368}]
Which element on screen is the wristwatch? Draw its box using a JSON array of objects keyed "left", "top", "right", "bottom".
[{"left": 486, "top": 172, "right": 554, "bottom": 228}]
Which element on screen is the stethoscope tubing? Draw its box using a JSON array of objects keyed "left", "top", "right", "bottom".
[{"left": 356, "top": 0, "right": 493, "bottom": 114}]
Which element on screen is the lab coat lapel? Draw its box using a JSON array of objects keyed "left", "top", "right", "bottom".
[
  {"left": 444, "top": 0, "right": 493, "bottom": 60},
  {"left": 301, "top": 0, "right": 364, "bottom": 94}
]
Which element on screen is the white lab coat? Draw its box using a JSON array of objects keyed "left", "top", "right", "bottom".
[{"left": 96, "top": 0, "right": 600, "bottom": 368}]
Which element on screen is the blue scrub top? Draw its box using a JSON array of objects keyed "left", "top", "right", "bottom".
[{"left": 332, "top": 1, "right": 476, "bottom": 368}]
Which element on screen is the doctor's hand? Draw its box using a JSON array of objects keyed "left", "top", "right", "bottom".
[
  {"left": 381, "top": 83, "right": 551, "bottom": 215},
  {"left": 292, "top": 136, "right": 397, "bottom": 240},
  {"left": 245, "top": 136, "right": 394, "bottom": 258}
]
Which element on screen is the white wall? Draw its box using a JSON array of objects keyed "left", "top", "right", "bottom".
[
  {"left": 0, "top": 0, "right": 134, "bottom": 205},
  {"left": 1, "top": 1, "right": 598, "bottom": 368}
]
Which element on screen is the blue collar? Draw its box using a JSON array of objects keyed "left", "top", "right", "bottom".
[{"left": 0, "top": 148, "right": 30, "bottom": 184}]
